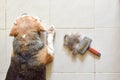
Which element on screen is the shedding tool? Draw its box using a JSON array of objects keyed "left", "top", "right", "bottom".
[{"left": 77, "top": 37, "right": 101, "bottom": 57}]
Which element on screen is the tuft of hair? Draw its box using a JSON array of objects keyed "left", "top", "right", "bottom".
[{"left": 64, "top": 33, "right": 81, "bottom": 51}]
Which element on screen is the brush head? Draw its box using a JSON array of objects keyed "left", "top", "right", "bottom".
[{"left": 77, "top": 37, "right": 92, "bottom": 54}]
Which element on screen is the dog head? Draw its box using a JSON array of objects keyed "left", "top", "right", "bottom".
[{"left": 9, "top": 15, "right": 46, "bottom": 37}]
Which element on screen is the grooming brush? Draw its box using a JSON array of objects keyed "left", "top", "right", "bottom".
[{"left": 77, "top": 37, "right": 101, "bottom": 57}]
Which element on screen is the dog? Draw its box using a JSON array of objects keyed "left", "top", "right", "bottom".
[{"left": 5, "top": 15, "right": 55, "bottom": 80}]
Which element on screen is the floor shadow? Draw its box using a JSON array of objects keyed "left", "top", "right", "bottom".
[{"left": 63, "top": 46, "right": 88, "bottom": 62}]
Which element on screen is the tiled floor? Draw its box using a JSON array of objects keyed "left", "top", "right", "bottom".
[
  {"left": 0, "top": 0, "right": 120, "bottom": 80},
  {"left": 50, "top": 0, "right": 94, "bottom": 28}
]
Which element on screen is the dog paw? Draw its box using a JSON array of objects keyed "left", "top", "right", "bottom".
[
  {"left": 48, "top": 47, "right": 54, "bottom": 55},
  {"left": 47, "top": 25, "right": 56, "bottom": 55},
  {"left": 47, "top": 25, "right": 56, "bottom": 34}
]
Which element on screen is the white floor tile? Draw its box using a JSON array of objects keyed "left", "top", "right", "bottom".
[
  {"left": 95, "top": 0, "right": 120, "bottom": 28},
  {"left": 6, "top": 30, "right": 13, "bottom": 71},
  {"left": 0, "top": 0, "right": 5, "bottom": 29},
  {"left": 51, "top": 0, "right": 94, "bottom": 28},
  {"left": 94, "top": 28, "right": 120, "bottom": 72},
  {"left": 47, "top": 73, "right": 94, "bottom": 80},
  {"left": 96, "top": 73, "right": 120, "bottom": 80},
  {"left": 0, "top": 30, "right": 8, "bottom": 73},
  {"left": 0, "top": 73, "right": 6, "bottom": 80},
  {"left": 6, "top": 0, "right": 50, "bottom": 29}
]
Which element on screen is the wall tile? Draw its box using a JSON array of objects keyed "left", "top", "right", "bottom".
[
  {"left": 96, "top": 73, "right": 120, "bottom": 80},
  {"left": 6, "top": 0, "right": 50, "bottom": 29},
  {"left": 0, "top": 0, "right": 5, "bottom": 29},
  {"left": 94, "top": 28, "right": 120, "bottom": 72},
  {"left": 95, "top": 0, "right": 120, "bottom": 28},
  {"left": 51, "top": 0, "right": 94, "bottom": 28},
  {"left": 46, "top": 29, "right": 95, "bottom": 73},
  {"left": 47, "top": 73, "right": 94, "bottom": 80}
]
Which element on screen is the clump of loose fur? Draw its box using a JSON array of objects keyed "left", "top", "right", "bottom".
[{"left": 64, "top": 33, "right": 81, "bottom": 55}]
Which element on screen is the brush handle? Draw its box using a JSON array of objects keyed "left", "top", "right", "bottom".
[{"left": 88, "top": 47, "right": 101, "bottom": 57}]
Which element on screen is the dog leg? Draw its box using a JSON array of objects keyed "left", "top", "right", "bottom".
[
  {"left": 42, "top": 25, "right": 56, "bottom": 65},
  {"left": 36, "top": 25, "right": 56, "bottom": 65},
  {"left": 47, "top": 25, "right": 56, "bottom": 55}
]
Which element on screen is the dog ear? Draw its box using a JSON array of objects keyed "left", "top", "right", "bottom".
[
  {"left": 9, "top": 25, "right": 18, "bottom": 37},
  {"left": 37, "top": 25, "right": 46, "bottom": 32},
  {"left": 35, "top": 19, "right": 46, "bottom": 32}
]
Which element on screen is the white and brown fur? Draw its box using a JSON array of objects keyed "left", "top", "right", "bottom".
[{"left": 5, "top": 15, "right": 55, "bottom": 80}]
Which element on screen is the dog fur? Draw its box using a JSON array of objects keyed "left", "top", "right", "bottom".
[
  {"left": 5, "top": 15, "right": 55, "bottom": 80},
  {"left": 64, "top": 33, "right": 81, "bottom": 55}
]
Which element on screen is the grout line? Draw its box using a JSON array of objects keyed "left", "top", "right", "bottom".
[
  {"left": 54, "top": 28, "right": 120, "bottom": 30},
  {"left": 93, "top": 0, "right": 95, "bottom": 30},
  {"left": 5, "top": 27, "right": 120, "bottom": 30},
  {"left": 95, "top": 26, "right": 120, "bottom": 28},
  {"left": 49, "top": 0, "right": 51, "bottom": 25},
  {"left": 95, "top": 27, "right": 120, "bottom": 29},
  {"left": 47, "top": 72, "right": 120, "bottom": 74},
  {"left": 55, "top": 27, "right": 95, "bottom": 29},
  {"left": 47, "top": 72, "right": 95, "bottom": 74},
  {"left": 0, "top": 29, "right": 6, "bottom": 30},
  {"left": 94, "top": 0, "right": 96, "bottom": 79},
  {"left": 5, "top": 27, "right": 120, "bottom": 31},
  {"left": 5, "top": 0, "right": 7, "bottom": 30},
  {"left": 1, "top": 72, "right": 120, "bottom": 74},
  {"left": 94, "top": 0, "right": 96, "bottom": 30},
  {"left": 94, "top": 57, "right": 96, "bottom": 80},
  {"left": 56, "top": 28, "right": 94, "bottom": 30}
]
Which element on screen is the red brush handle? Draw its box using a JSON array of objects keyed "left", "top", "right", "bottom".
[{"left": 88, "top": 47, "right": 101, "bottom": 57}]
